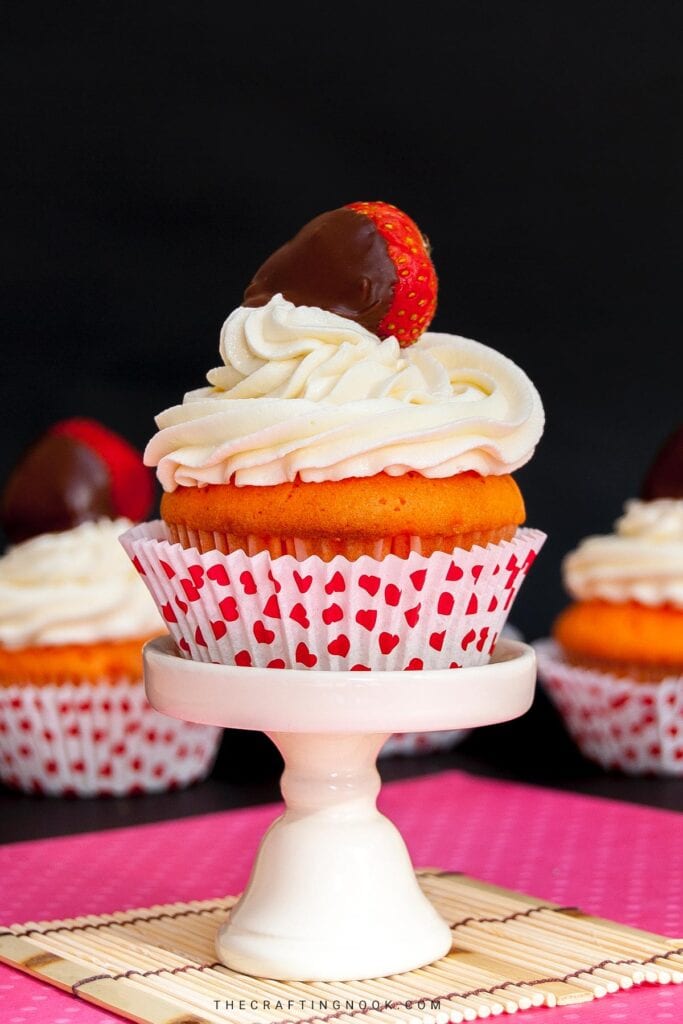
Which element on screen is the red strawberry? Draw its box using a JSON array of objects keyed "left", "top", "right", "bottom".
[{"left": 345, "top": 202, "right": 437, "bottom": 345}]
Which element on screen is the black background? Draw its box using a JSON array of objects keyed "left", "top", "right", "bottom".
[{"left": 2, "top": 2, "right": 682, "bottom": 641}]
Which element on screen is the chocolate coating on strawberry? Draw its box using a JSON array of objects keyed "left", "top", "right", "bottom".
[
  {"left": 1, "top": 419, "right": 154, "bottom": 545},
  {"left": 641, "top": 423, "right": 683, "bottom": 500},
  {"left": 243, "top": 208, "right": 396, "bottom": 334},
  {"left": 1, "top": 434, "right": 114, "bottom": 543},
  {"left": 243, "top": 201, "right": 438, "bottom": 345}
]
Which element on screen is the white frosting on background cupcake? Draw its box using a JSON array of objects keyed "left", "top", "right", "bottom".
[
  {"left": 0, "top": 518, "right": 162, "bottom": 648},
  {"left": 563, "top": 498, "right": 683, "bottom": 609}
]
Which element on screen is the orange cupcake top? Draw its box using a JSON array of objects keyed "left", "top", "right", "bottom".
[{"left": 161, "top": 472, "right": 525, "bottom": 539}]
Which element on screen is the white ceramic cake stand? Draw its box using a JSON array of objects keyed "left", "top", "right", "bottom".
[{"left": 143, "top": 635, "right": 537, "bottom": 982}]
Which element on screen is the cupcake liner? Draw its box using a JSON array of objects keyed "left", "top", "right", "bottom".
[
  {"left": 166, "top": 523, "right": 515, "bottom": 560},
  {"left": 535, "top": 639, "right": 683, "bottom": 776},
  {"left": 380, "top": 729, "right": 469, "bottom": 758},
  {"left": 122, "top": 521, "right": 545, "bottom": 671},
  {"left": 0, "top": 677, "right": 222, "bottom": 797}
]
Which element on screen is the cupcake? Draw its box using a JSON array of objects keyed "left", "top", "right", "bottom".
[
  {"left": 536, "top": 424, "right": 683, "bottom": 774},
  {"left": 123, "top": 202, "right": 545, "bottom": 671},
  {"left": 0, "top": 419, "right": 221, "bottom": 796}
]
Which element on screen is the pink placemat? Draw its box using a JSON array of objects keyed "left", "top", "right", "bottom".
[{"left": 0, "top": 769, "right": 681, "bottom": 1024}]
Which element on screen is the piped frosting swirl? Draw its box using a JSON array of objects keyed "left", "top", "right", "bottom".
[{"left": 146, "top": 294, "right": 544, "bottom": 489}]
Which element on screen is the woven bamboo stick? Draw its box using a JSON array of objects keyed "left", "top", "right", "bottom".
[
  {"left": 421, "top": 959, "right": 538, "bottom": 1009},
  {"left": 450, "top": 925, "right": 611, "bottom": 996}
]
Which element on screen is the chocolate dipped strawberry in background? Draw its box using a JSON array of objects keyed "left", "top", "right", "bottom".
[
  {"left": 641, "top": 422, "right": 683, "bottom": 502},
  {"left": 0, "top": 418, "right": 221, "bottom": 797},
  {"left": 1, "top": 418, "right": 155, "bottom": 545}
]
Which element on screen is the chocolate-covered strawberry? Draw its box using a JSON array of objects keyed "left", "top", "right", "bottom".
[
  {"left": 641, "top": 423, "right": 683, "bottom": 501},
  {"left": 1, "top": 418, "right": 154, "bottom": 544},
  {"left": 244, "top": 201, "right": 437, "bottom": 346}
]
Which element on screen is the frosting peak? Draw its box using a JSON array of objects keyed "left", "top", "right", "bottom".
[
  {"left": 146, "top": 295, "right": 545, "bottom": 490},
  {"left": 563, "top": 498, "right": 683, "bottom": 609}
]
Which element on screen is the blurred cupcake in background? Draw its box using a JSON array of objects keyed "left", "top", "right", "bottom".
[
  {"left": 536, "top": 424, "right": 683, "bottom": 775},
  {"left": 0, "top": 419, "right": 222, "bottom": 796}
]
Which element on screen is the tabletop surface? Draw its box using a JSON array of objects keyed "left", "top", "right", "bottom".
[{"left": 1, "top": 768, "right": 682, "bottom": 1024}]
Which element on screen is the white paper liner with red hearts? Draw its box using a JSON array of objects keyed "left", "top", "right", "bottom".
[
  {"left": 535, "top": 639, "right": 683, "bottom": 776},
  {"left": 0, "top": 678, "right": 222, "bottom": 797},
  {"left": 122, "top": 522, "right": 545, "bottom": 671},
  {"left": 380, "top": 729, "right": 469, "bottom": 757}
]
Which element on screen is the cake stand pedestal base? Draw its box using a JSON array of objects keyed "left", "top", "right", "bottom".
[
  {"left": 144, "top": 636, "right": 537, "bottom": 981},
  {"left": 218, "top": 730, "right": 451, "bottom": 980}
]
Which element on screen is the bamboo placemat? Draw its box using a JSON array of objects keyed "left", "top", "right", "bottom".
[{"left": 1, "top": 870, "right": 681, "bottom": 1024}]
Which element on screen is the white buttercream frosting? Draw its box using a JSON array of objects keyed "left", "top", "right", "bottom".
[
  {"left": 563, "top": 498, "right": 683, "bottom": 609},
  {"left": 0, "top": 519, "right": 162, "bottom": 649},
  {"left": 146, "top": 294, "right": 544, "bottom": 489}
]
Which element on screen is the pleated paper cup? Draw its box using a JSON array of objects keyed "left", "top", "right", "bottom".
[
  {"left": 122, "top": 521, "right": 545, "bottom": 672},
  {"left": 0, "top": 677, "right": 222, "bottom": 797},
  {"left": 380, "top": 729, "right": 469, "bottom": 757},
  {"left": 535, "top": 639, "right": 683, "bottom": 776}
]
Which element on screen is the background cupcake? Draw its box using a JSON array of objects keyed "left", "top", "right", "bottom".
[
  {"left": 124, "top": 202, "right": 545, "bottom": 672},
  {"left": 536, "top": 424, "right": 683, "bottom": 775},
  {"left": 0, "top": 418, "right": 221, "bottom": 796}
]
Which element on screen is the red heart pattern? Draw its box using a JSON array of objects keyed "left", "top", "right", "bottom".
[
  {"left": 161, "top": 603, "right": 177, "bottom": 623},
  {"left": 410, "top": 569, "right": 427, "bottom": 591},
  {"left": 188, "top": 565, "right": 205, "bottom": 589},
  {"left": 0, "top": 680, "right": 221, "bottom": 797},
  {"left": 289, "top": 603, "right": 310, "bottom": 628},
  {"left": 124, "top": 524, "right": 544, "bottom": 673},
  {"left": 325, "top": 571, "right": 346, "bottom": 594},
  {"left": 253, "top": 621, "right": 275, "bottom": 645},
  {"left": 207, "top": 564, "right": 230, "bottom": 586},
  {"left": 379, "top": 632, "right": 400, "bottom": 654},
  {"left": 327, "top": 634, "right": 350, "bottom": 657},
  {"left": 404, "top": 604, "right": 421, "bottom": 627},
  {"left": 294, "top": 571, "right": 313, "bottom": 593},
  {"left": 219, "top": 596, "right": 239, "bottom": 622},
  {"left": 322, "top": 603, "right": 343, "bottom": 624},
  {"left": 262, "top": 594, "right": 281, "bottom": 619},
  {"left": 359, "top": 574, "right": 380, "bottom": 596},
  {"left": 180, "top": 578, "right": 200, "bottom": 602},
  {"left": 240, "top": 571, "right": 257, "bottom": 594},
  {"left": 296, "top": 642, "right": 317, "bottom": 668},
  {"left": 356, "top": 609, "right": 377, "bottom": 631},
  {"left": 211, "top": 620, "right": 227, "bottom": 640}
]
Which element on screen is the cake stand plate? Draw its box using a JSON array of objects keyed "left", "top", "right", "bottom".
[{"left": 143, "top": 636, "right": 537, "bottom": 981}]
